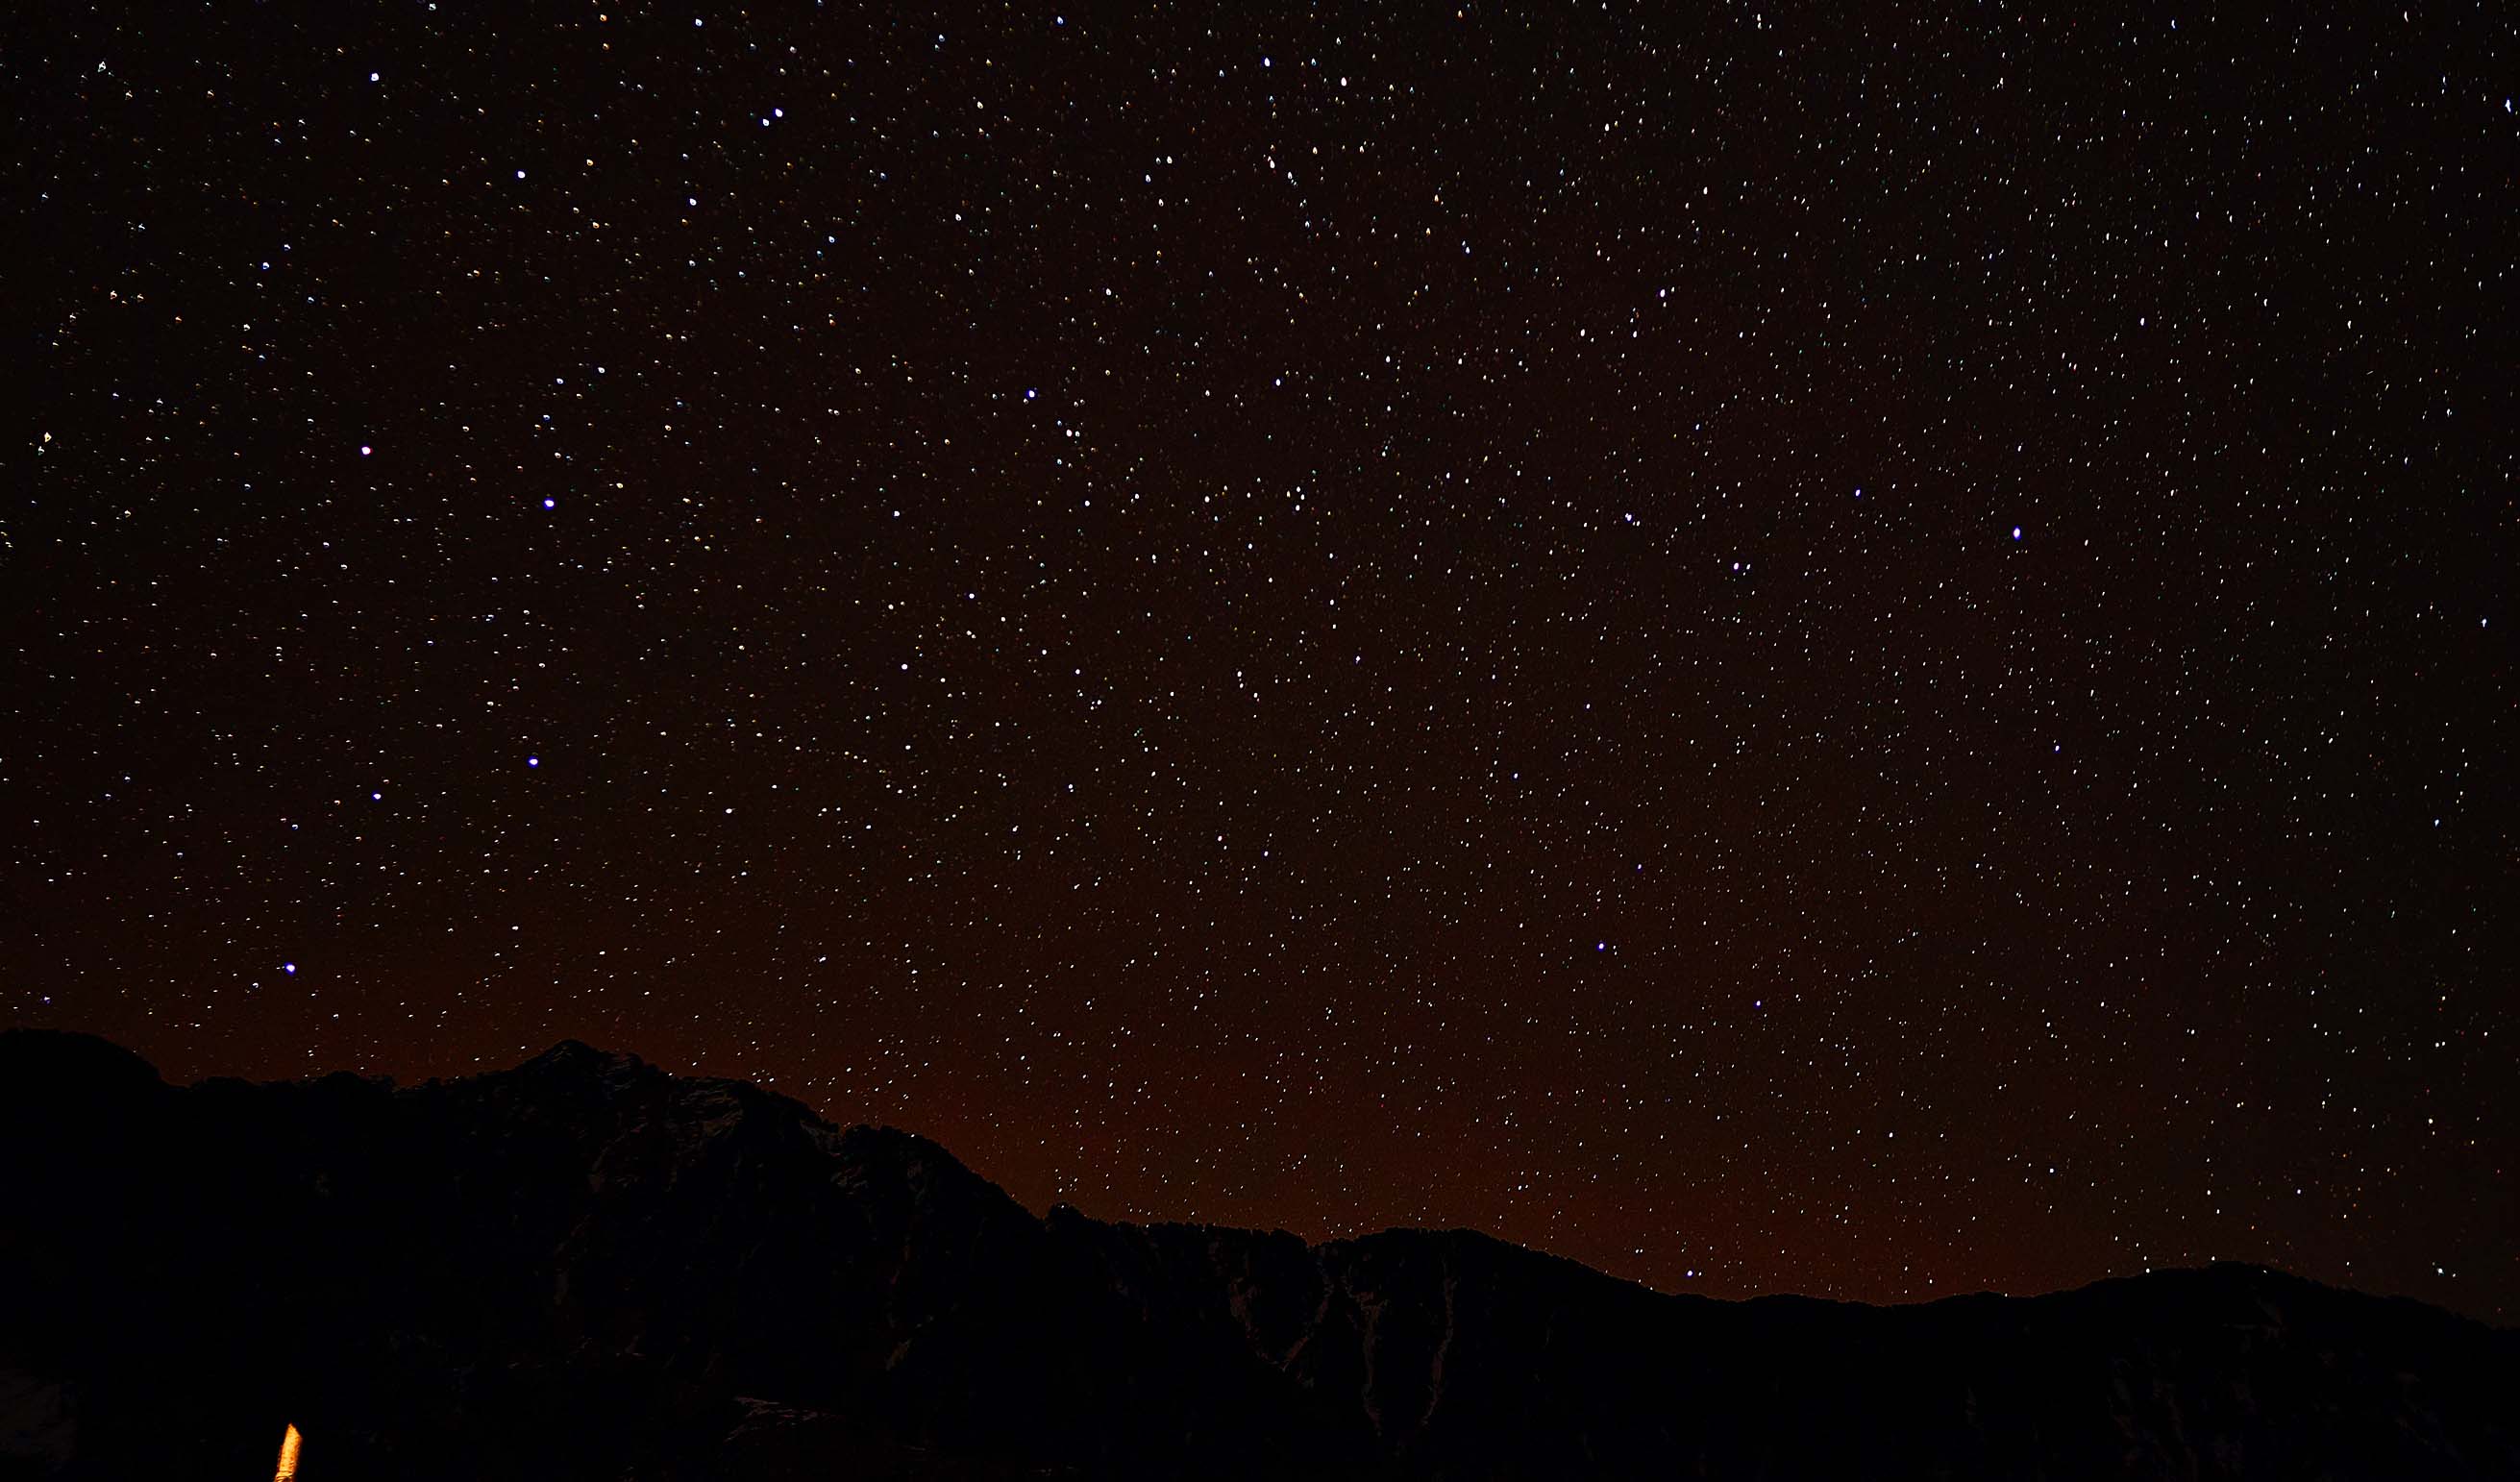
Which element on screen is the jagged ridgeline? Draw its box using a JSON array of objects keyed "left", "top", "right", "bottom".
[{"left": 2, "top": 1029, "right": 2513, "bottom": 1481}]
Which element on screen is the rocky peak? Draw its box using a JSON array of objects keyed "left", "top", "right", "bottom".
[{"left": 2, "top": 1037, "right": 2511, "bottom": 1482}]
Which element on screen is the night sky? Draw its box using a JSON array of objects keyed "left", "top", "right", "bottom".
[{"left": 10, "top": 3, "right": 2513, "bottom": 1321}]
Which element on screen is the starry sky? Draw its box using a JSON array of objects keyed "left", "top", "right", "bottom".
[{"left": 9, "top": 2, "right": 2513, "bottom": 1321}]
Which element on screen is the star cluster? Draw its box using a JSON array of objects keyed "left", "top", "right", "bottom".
[{"left": 8, "top": 3, "right": 2512, "bottom": 1319}]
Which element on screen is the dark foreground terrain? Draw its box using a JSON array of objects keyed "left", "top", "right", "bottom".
[{"left": 2, "top": 1030, "right": 2511, "bottom": 1480}]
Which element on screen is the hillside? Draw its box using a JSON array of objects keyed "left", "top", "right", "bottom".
[{"left": 2, "top": 1030, "right": 2511, "bottom": 1480}]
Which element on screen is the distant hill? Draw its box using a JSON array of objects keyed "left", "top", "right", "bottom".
[{"left": 2, "top": 1028, "right": 2511, "bottom": 1480}]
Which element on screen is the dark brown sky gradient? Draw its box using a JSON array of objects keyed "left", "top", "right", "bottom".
[{"left": 7, "top": 2, "right": 2513, "bottom": 1320}]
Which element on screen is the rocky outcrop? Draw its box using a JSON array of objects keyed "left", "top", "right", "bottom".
[{"left": 2, "top": 1029, "right": 2512, "bottom": 1480}]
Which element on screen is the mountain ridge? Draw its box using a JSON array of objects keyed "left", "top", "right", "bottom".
[{"left": 3, "top": 1028, "right": 2512, "bottom": 1480}]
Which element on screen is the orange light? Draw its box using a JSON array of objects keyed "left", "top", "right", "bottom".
[{"left": 272, "top": 1423, "right": 302, "bottom": 1481}]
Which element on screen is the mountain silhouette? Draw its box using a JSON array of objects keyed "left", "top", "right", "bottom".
[{"left": 1, "top": 1029, "right": 2511, "bottom": 1479}]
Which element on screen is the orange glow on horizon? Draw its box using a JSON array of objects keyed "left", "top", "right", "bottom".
[{"left": 272, "top": 1423, "right": 302, "bottom": 1481}]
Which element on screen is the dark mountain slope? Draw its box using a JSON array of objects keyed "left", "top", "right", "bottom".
[{"left": 2, "top": 1030, "right": 2511, "bottom": 1480}]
